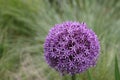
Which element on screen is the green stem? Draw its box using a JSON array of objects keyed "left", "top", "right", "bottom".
[
  {"left": 71, "top": 75, "right": 76, "bottom": 80},
  {"left": 87, "top": 70, "right": 92, "bottom": 80}
]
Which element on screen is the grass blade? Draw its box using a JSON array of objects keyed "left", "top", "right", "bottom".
[{"left": 115, "top": 55, "right": 120, "bottom": 80}]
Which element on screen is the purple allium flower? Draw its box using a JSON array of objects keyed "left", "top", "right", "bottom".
[{"left": 44, "top": 21, "right": 100, "bottom": 75}]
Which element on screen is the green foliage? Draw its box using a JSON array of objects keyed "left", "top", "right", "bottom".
[
  {"left": 0, "top": 0, "right": 38, "bottom": 37},
  {"left": 0, "top": 44, "right": 4, "bottom": 58},
  {"left": 115, "top": 55, "right": 120, "bottom": 80}
]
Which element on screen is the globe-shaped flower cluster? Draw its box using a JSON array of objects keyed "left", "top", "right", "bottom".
[{"left": 44, "top": 21, "right": 100, "bottom": 75}]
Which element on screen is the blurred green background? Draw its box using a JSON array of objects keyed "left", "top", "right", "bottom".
[{"left": 0, "top": 0, "right": 120, "bottom": 80}]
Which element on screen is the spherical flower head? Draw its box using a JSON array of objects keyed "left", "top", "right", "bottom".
[{"left": 44, "top": 21, "right": 100, "bottom": 75}]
